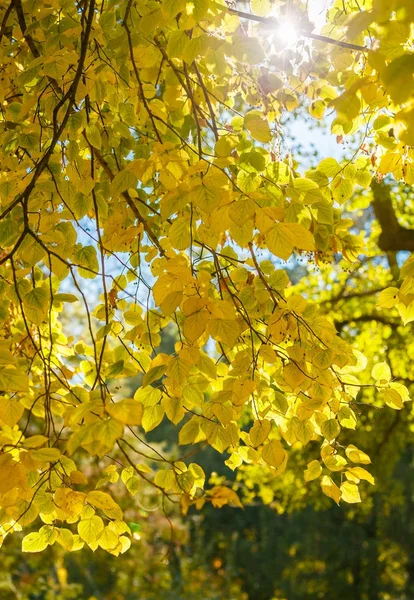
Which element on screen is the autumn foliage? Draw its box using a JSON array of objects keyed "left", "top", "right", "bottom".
[{"left": 0, "top": 0, "right": 412, "bottom": 556}]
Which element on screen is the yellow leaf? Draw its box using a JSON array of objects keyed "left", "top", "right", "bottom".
[
  {"left": 284, "top": 223, "right": 315, "bottom": 252},
  {"left": 211, "top": 401, "right": 233, "bottom": 427},
  {"left": 87, "top": 491, "right": 123, "bottom": 520},
  {"left": 340, "top": 481, "right": 361, "bottom": 503},
  {"left": 31, "top": 447, "right": 61, "bottom": 462},
  {"left": 372, "top": 362, "right": 391, "bottom": 383},
  {"left": 54, "top": 488, "right": 86, "bottom": 518},
  {"left": 188, "top": 463, "right": 205, "bottom": 488},
  {"left": 322, "top": 446, "right": 347, "bottom": 471},
  {"left": 142, "top": 405, "right": 165, "bottom": 432},
  {"left": 106, "top": 398, "right": 143, "bottom": 425},
  {"left": 262, "top": 439, "right": 287, "bottom": 471},
  {"left": 397, "top": 300, "right": 414, "bottom": 325},
  {"left": 346, "top": 467, "right": 375, "bottom": 485},
  {"left": 77, "top": 515, "right": 104, "bottom": 544},
  {"left": 273, "top": 391, "right": 288, "bottom": 414},
  {"left": 85, "top": 123, "right": 101, "bottom": 150},
  {"left": 154, "top": 468, "right": 178, "bottom": 491},
  {"left": 266, "top": 223, "right": 294, "bottom": 260},
  {"left": 183, "top": 310, "right": 208, "bottom": 343},
  {"left": 250, "top": 0, "right": 271, "bottom": 16},
  {"left": 142, "top": 365, "right": 166, "bottom": 387},
  {"left": 0, "top": 368, "right": 29, "bottom": 392},
  {"left": 179, "top": 416, "right": 202, "bottom": 445},
  {"left": 22, "top": 286, "right": 50, "bottom": 325},
  {"left": 22, "top": 531, "right": 51, "bottom": 553},
  {"left": 345, "top": 444, "right": 371, "bottom": 465},
  {"left": 98, "top": 527, "right": 119, "bottom": 551},
  {"left": 162, "top": 395, "right": 185, "bottom": 424},
  {"left": 208, "top": 486, "right": 243, "bottom": 508},
  {"left": 0, "top": 397, "right": 24, "bottom": 427},
  {"left": 110, "top": 169, "right": 138, "bottom": 197},
  {"left": 169, "top": 217, "right": 191, "bottom": 250},
  {"left": 321, "top": 475, "right": 341, "bottom": 505},
  {"left": 208, "top": 318, "right": 243, "bottom": 346},
  {"left": 321, "top": 419, "right": 341, "bottom": 442},
  {"left": 244, "top": 111, "right": 272, "bottom": 143},
  {"left": 178, "top": 470, "right": 195, "bottom": 494},
  {"left": 70, "top": 470, "right": 88, "bottom": 485},
  {"left": 204, "top": 421, "right": 231, "bottom": 452},
  {"left": 56, "top": 528, "right": 75, "bottom": 551},
  {"left": 74, "top": 245, "right": 99, "bottom": 279},
  {"left": 381, "top": 388, "right": 404, "bottom": 409},
  {"left": 134, "top": 387, "right": 162, "bottom": 407},
  {"left": 378, "top": 152, "right": 402, "bottom": 175},
  {"left": 23, "top": 435, "right": 49, "bottom": 448},
  {"left": 377, "top": 287, "right": 400, "bottom": 308},
  {"left": 167, "top": 356, "right": 191, "bottom": 383},
  {"left": 304, "top": 460, "right": 322, "bottom": 482}
]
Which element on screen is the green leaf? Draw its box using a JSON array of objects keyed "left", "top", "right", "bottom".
[
  {"left": 74, "top": 245, "right": 99, "bottom": 279},
  {"left": 110, "top": 170, "right": 138, "bottom": 197},
  {"left": 318, "top": 157, "right": 340, "bottom": 177},
  {"left": 23, "top": 286, "right": 50, "bottom": 324}
]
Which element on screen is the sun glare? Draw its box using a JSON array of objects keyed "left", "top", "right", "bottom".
[{"left": 276, "top": 21, "right": 301, "bottom": 49}]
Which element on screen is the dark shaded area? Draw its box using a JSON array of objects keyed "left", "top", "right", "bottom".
[{"left": 0, "top": 439, "right": 412, "bottom": 600}]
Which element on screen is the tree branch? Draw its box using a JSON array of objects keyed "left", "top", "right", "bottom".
[
  {"left": 0, "top": 2, "right": 13, "bottom": 44},
  {"left": 228, "top": 8, "right": 368, "bottom": 52},
  {"left": 13, "top": 0, "right": 40, "bottom": 57},
  {"left": 371, "top": 181, "right": 414, "bottom": 252},
  {"left": 335, "top": 314, "right": 398, "bottom": 332},
  {"left": 83, "top": 134, "right": 165, "bottom": 256}
]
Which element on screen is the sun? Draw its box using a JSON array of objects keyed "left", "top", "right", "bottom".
[{"left": 275, "top": 20, "right": 301, "bottom": 49}]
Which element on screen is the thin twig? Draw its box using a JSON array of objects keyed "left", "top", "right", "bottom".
[{"left": 228, "top": 8, "right": 368, "bottom": 52}]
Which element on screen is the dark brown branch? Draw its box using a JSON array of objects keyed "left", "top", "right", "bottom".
[
  {"left": 0, "top": 0, "right": 95, "bottom": 270},
  {"left": 371, "top": 181, "right": 414, "bottom": 252},
  {"left": 193, "top": 63, "right": 219, "bottom": 141},
  {"left": 83, "top": 135, "right": 165, "bottom": 255},
  {"left": 228, "top": 8, "right": 368, "bottom": 52},
  {"left": 13, "top": 0, "right": 40, "bottom": 57},
  {"left": 122, "top": 17, "right": 163, "bottom": 143},
  {"left": 335, "top": 314, "right": 398, "bottom": 332},
  {"left": 0, "top": 2, "right": 13, "bottom": 44},
  {"left": 321, "top": 286, "right": 388, "bottom": 306}
]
